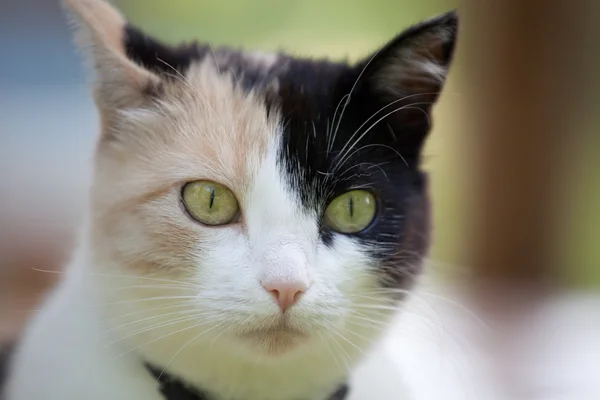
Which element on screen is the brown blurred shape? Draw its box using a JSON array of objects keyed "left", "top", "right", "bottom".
[
  {"left": 458, "top": 0, "right": 598, "bottom": 397},
  {"left": 460, "top": 0, "right": 596, "bottom": 288}
]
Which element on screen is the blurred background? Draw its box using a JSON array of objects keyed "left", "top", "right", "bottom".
[{"left": 0, "top": 0, "right": 599, "bottom": 395}]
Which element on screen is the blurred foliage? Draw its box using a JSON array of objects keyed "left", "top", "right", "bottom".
[
  {"left": 115, "top": 0, "right": 452, "bottom": 59},
  {"left": 563, "top": 131, "right": 600, "bottom": 287}
]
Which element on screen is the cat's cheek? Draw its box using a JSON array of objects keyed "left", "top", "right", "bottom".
[{"left": 315, "top": 236, "right": 382, "bottom": 303}]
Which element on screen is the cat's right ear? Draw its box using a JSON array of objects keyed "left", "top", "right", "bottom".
[{"left": 62, "top": 0, "right": 162, "bottom": 109}]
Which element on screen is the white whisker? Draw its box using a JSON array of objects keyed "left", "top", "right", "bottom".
[
  {"left": 318, "top": 330, "right": 343, "bottom": 373},
  {"left": 102, "top": 284, "right": 199, "bottom": 293},
  {"left": 323, "top": 330, "right": 352, "bottom": 374},
  {"left": 100, "top": 308, "right": 199, "bottom": 336},
  {"left": 155, "top": 322, "right": 226, "bottom": 381},
  {"left": 111, "top": 320, "right": 207, "bottom": 362},
  {"left": 102, "top": 303, "right": 197, "bottom": 323},
  {"left": 330, "top": 327, "right": 364, "bottom": 356},
  {"left": 332, "top": 102, "right": 433, "bottom": 172},
  {"left": 93, "top": 295, "right": 198, "bottom": 308},
  {"left": 329, "top": 47, "right": 386, "bottom": 154},
  {"left": 104, "top": 314, "right": 206, "bottom": 346}
]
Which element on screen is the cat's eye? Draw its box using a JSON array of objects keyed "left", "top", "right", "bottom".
[
  {"left": 324, "top": 190, "right": 377, "bottom": 234},
  {"left": 182, "top": 181, "right": 239, "bottom": 226}
]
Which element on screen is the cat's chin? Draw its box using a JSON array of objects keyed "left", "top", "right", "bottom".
[{"left": 237, "top": 326, "right": 311, "bottom": 356}]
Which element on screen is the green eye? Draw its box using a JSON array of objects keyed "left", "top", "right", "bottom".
[
  {"left": 182, "top": 181, "right": 239, "bottom": 226},
  {"left": 324, "top": 190, "right": 377, "bottom": 233}
]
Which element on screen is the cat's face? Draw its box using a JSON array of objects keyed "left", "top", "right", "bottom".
[{"left": 66, "top": 0, "right": 456, "bottom": 362}]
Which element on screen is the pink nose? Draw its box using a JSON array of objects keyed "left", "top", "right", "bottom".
[{"left": 262, "top": 281, "right": 307, "bottom": 312}]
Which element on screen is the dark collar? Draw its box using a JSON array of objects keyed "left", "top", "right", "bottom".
[{"left": 146, "top": 364, "right": 349, "bottom": 400}]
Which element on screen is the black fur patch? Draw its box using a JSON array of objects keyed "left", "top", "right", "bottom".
[
  {"left": 123, "top": 25, "right": 208, "bottom": 77},
  {"left": 271, "top": 11, "right": 457, "bottom": 288},
  {"left": 122, "top": 25, "right": 287, "bottom": 93}
]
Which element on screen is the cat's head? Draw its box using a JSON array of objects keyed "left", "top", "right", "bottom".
[{"left": 65, "top": 0, "right": 456, "bottom": 368}]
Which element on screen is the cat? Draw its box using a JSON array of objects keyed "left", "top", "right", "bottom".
[{"left": 3, "top": 0, "right": 458, "bottom": 399}]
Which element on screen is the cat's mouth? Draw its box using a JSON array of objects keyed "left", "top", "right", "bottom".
[
  {"left": 236, "top": 320, "right": 310, "bottom": 354},
  {"left": 241, "top": 326, "right": 307, "bottom": 339}
]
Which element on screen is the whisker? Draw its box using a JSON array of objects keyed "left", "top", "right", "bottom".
[
  {"left": 207, "top": 44, "right": 221, "bottom": 75},
  {"left": 104, "top": 314, "right": 206, "bottom": 346},
  {"left": 87, "top": 272, "right": 199, "bottom": 287},
  {"left": 209, "top": 324, "right": 232, "bottom": 348},
  {"left": 334, "top": 91, "right": 442, "bottom": 166},
  {"left": 328, "top": 93, "right": 349, "bottom": 152},
  {"left": 329, "top": 47, "right": 386, "bottom": 154},
  {"left": 338, "top": 160, "right": 390, "bottom": 181},
  {"left": 349, "top": 307, "right": 448, "bottom": 344},
  {"left": 351, "top": 304, "right": 482, "bottom": 387},
  {"left": 352, "top": 289, "right": 488, "bottom": 379},
  {"left": 349, "top": 310, "right": 445, "bottom": 347},
  {"left": 93, "top": 295, "right": 198, "bottom": 308},
  {"left": 323, "top": 330, "right": 352, "bottom": 374},
  {"left": 357, "top": 288, "right": 489, "bottom": 331},
  {"left": 111, "top": 320, "right": 207, "bottom": 362},
  {"left": 337, "top": 143, "right": 407, "bottom": 174},
  {"left": 102, "top": 302, "right": 197, "bottom": 323},
  {"left": 317, "top": 330, "right": 343, "bottom": 373},
  {"left": 351, "top": 289, "right": 451, "bottom": 344},
  {"left": 329, "top": 328, "right": 364, "bottom": 356},
  {"left": 156, "top": 322, "right": 226, "bottom": 381},
  {"left": 102, "top": 284, "right": 199, "bottom": 293},
  {"left": 30, "top": 267, "right": 62, "bottom": 274},
  {"left": 342, "top": 325, "right": 377, "bottom": 347},
  {"left": 100, "top": 308, "right": 199, "bottom": 336},
  {"left": 332, "top": 102, "right": 433, "bottom": 172},
  {"left": 346, "top": 311, "right": 392, "bottom": 327}
]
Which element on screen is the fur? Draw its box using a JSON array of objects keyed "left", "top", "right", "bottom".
[{"left": 4, "top": 1, "right": 459, "bottom": 399}]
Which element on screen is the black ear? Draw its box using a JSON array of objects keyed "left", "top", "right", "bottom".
[{"left": 352, "top": 11, "right": 458, "bottom": 162}]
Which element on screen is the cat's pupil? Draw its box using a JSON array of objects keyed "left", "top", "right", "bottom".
[
  {"left": 349, "top": 196, "right": 354, "bottom": 218},
  {"left": 209, "top": 187, "right": 215, "bottom": 209}
]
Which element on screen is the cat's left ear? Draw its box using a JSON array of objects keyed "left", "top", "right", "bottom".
[{"left": 353, "top": 11, "right": 458, "bottom": 159}]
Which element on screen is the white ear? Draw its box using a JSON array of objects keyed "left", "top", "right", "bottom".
[{"left": 62, "top": 0, "right": 160, "bottom": 109}]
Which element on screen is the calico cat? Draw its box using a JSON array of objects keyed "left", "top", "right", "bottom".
[{"left": 3, "top": 0, "right": 457, "bottom": 399}]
